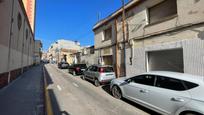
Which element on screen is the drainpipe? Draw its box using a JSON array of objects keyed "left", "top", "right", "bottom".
[
  {"left": 7, "top": 0, "right": 15, "bottom": 84},
  {"left": 129, "top": 39, "right": 134, "bottom": 65}
]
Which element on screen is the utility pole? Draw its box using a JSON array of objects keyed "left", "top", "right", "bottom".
[{"left": 121, "top": 0, "right": 126, "bottom": 76}]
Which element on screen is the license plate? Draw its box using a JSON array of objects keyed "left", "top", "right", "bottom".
[{"left": 106, "top": 74, "right": 113, "bottom": 76}]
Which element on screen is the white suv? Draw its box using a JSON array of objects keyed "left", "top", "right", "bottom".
[{"left": 83, "top": 65, "right": 116, "bottom": 87}]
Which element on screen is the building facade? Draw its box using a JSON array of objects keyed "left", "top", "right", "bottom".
[
  {"left": 73, "top": 46, "right": 97, "bottom": 66},
  {"left": 93, "top": 0, "right": 204, "bottom": 77},
  {"left": 22, "top": 0, "right": 36, "bottom": 32},
  {"left": 47, "top": 39, "right": 81, "bottom": 64},
  {"left": 0, "top": 0, "right": 35, "bottom": 88},
  {"left": 34, "top": 40, "right": 42, "bottom": 65}
]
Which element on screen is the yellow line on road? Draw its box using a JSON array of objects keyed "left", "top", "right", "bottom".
[{"left": 43, "top": 66, "right": 54, "bottom": 115}]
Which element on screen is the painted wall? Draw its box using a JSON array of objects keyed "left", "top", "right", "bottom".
[
  {"left": 126, "top": 24, "right": 204, "bottom": 77},
  {"left": 0, "top": 0, "right": 34, "bottom": 75},
  {"left": 0, "top": 0, "right": 12, "bottom": 73}
]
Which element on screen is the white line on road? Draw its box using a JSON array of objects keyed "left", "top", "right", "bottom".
[
  {"left": 72, "top": 82, "right": 79, "bottom": 88},
  {"left": 57, "top": 85, "right": 62, "bottom": 91}
]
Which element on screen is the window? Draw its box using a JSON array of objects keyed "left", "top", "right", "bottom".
[
  {"left": 90, "top": 66, "right": 98, "bottom": 72},
  {"left": 17, "top": 13, "right": 22, "bottom": 30},
  {"left": 183, "top": 81, "right": 199, "bottom": 90},
  {"left": 98, "top": 67, "right": 114, "bottom": 72},
  {"left": 132, "top": 75, "right": 155, "bottom": 86},
  {"left": 90, "top": 46, "right": 94, "bottom": 54},
  {"left": 26, "top": 29, "right": 28, "bottom": 40},
  {"left": 148, "top": 0, "right": 177, "bottom": 24},
  {"left": 103, "top": 27, "right": 112, "bottom": 41},
  {"left": 87, "top": 66, "right": 93, "bottom": 71},
  {"left": 156, "top": 76, "right": 186, "bottom": 91}
]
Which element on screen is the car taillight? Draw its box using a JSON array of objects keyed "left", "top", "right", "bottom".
[
  {"left": 76, "top": 67, "right": 80, "bottom": 71},
  {"left": 99, "top": 68, "right": 104, "bottom": 73}
]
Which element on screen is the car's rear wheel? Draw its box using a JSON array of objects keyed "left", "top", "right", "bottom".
[
  {"left": 94, "top": 79, "right": 100, "bottom": 87},
  {"left": 82, "top": 75, "right": 85, "bottom": 80},
  {"left": 112, "top": 85, "right": 122, "bottom": 99},
  {"left": 73, "top": 71, "right": 76, "bottom": 76}
]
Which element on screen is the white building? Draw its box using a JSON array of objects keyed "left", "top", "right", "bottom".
[{"left": 93, "top": 0, "right": 204, "bottom": 77}]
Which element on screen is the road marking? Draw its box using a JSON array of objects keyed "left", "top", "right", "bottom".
[
  {"left": 57, "top": 85, "right": 62, "bottom": 91},
  {"left": 72, "top": 82, "right": 79, "bottom": 88}
]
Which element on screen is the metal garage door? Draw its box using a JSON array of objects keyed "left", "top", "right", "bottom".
[{"left": 147, "top": 48, "right": 184, "bottom": 72}]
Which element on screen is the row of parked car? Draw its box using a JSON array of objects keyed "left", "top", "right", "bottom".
[
  {"left": 58, "top": 62, "right": 116, "bottom": 87},
  {"left": 57, "top": 62, "right": 204, "bottom": 115}
]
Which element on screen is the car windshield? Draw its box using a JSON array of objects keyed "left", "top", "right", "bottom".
[{"left": 75, "top": 64, "right": 87, "bottom": 68}]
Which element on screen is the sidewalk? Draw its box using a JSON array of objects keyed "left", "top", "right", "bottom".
[{"left": 0, "top": 65, "right": 44, "bottom": 115}]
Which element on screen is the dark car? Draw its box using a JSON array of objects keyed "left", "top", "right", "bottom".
[
  {"left": 68, "top": 64, "right": 87, "bottom": 76},
  {"left": 58, "top": 62, "right": 69, "bottom": 69}
]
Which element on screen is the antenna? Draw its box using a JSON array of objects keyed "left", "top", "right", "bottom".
[{"left": 97, "top": 12, "right": 101, "bottom": 22}]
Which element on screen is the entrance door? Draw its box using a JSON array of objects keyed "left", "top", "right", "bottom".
[{"left": 103, "top": 55, "right": 113, "bottom": 65}]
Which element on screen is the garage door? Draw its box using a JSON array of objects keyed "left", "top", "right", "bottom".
[{"left": 147, "top": 49, "right": 184, "bottom": 72}]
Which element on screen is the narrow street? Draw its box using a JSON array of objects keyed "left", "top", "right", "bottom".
[{"left": 45, "top": 64, "right": 157, "bottom": 115}]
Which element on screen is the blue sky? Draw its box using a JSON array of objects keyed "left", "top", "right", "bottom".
[{"left": 35, "top": 0, "right": 129, "bottom": 51}]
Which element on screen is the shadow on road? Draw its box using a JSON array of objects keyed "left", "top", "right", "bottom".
[
  {"left": 48, "top": 89, "right": 71, "bottom": 115},
  {"left": 61, "top": 111, "right": 70, "bottom": 115},
  {"left": 44, "top": 66, "right": 70, "bottom": 115},
  {"left": 101, "top": 84, "right": 112, "bottom": 95},
  {"left": 44, "top": 67, "right": 54, "bottom": 85},
  {"left": 101, "top": 84, "right": 161, "bottom": 115}
]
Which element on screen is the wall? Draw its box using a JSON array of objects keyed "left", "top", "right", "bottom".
[
  {"left": 126, "top": 24, "right": 204, "bottom": 77},
  {"left": 0, "top": 0, "right": 12, "bottom": 74},
  {"left": 94, "top": 20, "right": 116, "bottom": 49},
  {"left": 125, "top": 0, "right": 204, "bottom": 40},
  {"left": 34, "top": 40, "right": 42, "bottom": 64},
  {"left": 0, "top": 0, "right": 34, "bottom": 88}
]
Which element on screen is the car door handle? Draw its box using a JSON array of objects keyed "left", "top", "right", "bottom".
[
  {"left": 171, "top": 98, "right": 184, "bottom": 102},
  {"left": 140, "top": 89, "right": 149, "bottom": 93}
]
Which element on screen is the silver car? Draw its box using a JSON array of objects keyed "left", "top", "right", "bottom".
[
  {"left": 110, "top": 71, "right": 204, "bottom": 115},
  {"left": 83, "top": 65, "right": 116, "bottom": 87}
]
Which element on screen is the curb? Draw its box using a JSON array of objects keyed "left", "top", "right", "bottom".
[{"left": 43, "top": 66, "right": 54, "bottom": 115}]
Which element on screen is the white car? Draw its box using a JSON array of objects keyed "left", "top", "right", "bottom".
[
  {"left": 83, "top": 65, "right": 116, "bottom": 87},
  {"left": 110, "top": 71, "right": 204, "bottom": 115}
]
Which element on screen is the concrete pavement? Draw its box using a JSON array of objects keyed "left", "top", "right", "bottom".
[
  {"left": 45, "top": 64, "right": 153, "bottom": 115},
  {"left": 0, "top": 65, "right": 44, "bottom": 115}
]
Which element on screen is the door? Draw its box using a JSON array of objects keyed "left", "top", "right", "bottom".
[
  {"left": 84, "top": 66, "right": 92, "bottom": 79},
  {"left": 89, "top": 66, "right": 98, "bottom": 80},
  {"left": 122, "top": 75, "right": 155, "bottom": 106},
  {"left": 146, "top": 76, "right": 191, "bottom": 114}
]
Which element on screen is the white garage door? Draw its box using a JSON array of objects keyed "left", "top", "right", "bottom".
[{"left": 147, "top": 49, "right": 184, "bottom": 72}]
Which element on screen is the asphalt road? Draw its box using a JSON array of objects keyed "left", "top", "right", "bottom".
[{"left": 44, "top": 64, "right": 159, "bottom": 115}]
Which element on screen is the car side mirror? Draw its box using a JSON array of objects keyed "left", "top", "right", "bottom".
[{"left": 125, "top": 78, "right": 132, "bottom": 83}]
